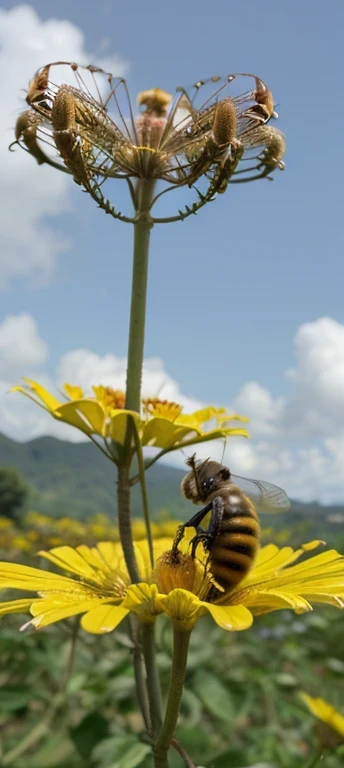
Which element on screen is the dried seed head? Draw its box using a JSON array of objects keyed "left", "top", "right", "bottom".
[
  {"left": 51, "top": 86, "right": 76, "bottom": 132},
  {"left": 26, "top": 65, "right": 50, "bottom": 106},
  {"left": 137, "top": 88, "right": 172, "bottom": 116},
  {"left": 213, "top": 98, "right": 237, "bottom": 147}
]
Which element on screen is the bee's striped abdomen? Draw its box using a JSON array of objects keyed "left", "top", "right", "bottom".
[{"left": 209, "top": 493, "right": 260, "bottom": 592}]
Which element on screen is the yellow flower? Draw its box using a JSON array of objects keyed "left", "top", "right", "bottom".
[
  {"left": 11, "top": 379, "right": 248, "bottom": 461},
  {"left": 300, "top": 693, "right": 344, "bottom": 747},
  {"left": 0, "top": 538, "right": 343, "bottom": 635}
]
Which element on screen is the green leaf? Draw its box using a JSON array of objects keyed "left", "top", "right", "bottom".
[
  {"left": 0, "top": 685, "right": 36, "bottom": 712},
  {"left": 207, "top": 747, "right": 248, "bottom": 767},
  {"left": 192, "top": 670, "right": 235, "bottom": 722},
  {"left": 116, "top": 743, "right": 151, "bottom": 768},
  {"left": 70, "top": 711, "right": 109, "bottom": 759}
]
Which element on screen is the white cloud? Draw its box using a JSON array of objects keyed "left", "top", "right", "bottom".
[
  {"left": 0, "top": 4, "right": 127, "bottom": 287},
  {"left": 3, "top": 313, "right": 344, "bottom": 503},
  {"left": 0, "top": 313, "right": 47, "bottom": 378}
]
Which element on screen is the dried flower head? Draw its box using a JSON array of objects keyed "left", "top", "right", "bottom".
[{"left": 11, "top": 62, "right": 286, "bottom": 223}]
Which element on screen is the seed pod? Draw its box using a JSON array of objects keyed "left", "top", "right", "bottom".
[
  {"left": 51, "top": 86, "right": 76, "bottom": 132},
  {"left": 253, "top": 77, "right": 275, "bottom": 120},
  {"left": 10, "top": 110, "right": 46, "bottom": 165},
  {"left": 243, "top": 125, "right": 286, "bottom": 176},
  {"left": 26, "top": 65, "right": 50, "bottom": 107},
  {"left": 213, "top": 98, "right": 237, "bottom": 147},
  {"left": 51, "top": 87, "right": 89, "bottom": 185}
]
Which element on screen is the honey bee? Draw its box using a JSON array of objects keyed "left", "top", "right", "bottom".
[{"left": 173, "top": 455, "right": 290, "bottom": 595}]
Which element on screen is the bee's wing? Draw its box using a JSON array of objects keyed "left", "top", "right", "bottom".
[{"left": 231, "top": 474, "right": 291, "bottom": 513}]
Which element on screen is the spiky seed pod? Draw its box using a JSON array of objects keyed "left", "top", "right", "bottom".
[
  {"left": 51, "top": 86, "right": 76, "bottom": 132},
  {"left": 212, "top": 97, "right": 237, "bottom": 147},
  {"left": 12, "top": 110, "right": 46, "bottom": 165},
  {"left": 51, "top": 87, "right": 89, "bottom": 185},
  {"left": 243, "top": 125, "right": 286, "bottom": 175},
  {"left": 137, "top": 88, "right": 172, "bottom": 116},
  {"left": 26, "top": 66, "right": 50, "bottom": 107}
]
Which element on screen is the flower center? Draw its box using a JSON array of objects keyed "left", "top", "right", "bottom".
[
  {"left": 142, "top": 398, "right": 183, "bottom": 420},
  {"left": 92, "top": 386, "right": 126, "bottom": 411}
]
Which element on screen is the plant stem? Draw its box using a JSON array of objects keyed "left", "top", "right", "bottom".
[
  {"left": 142, "top": 624, "right": 163, "bottom": 738},
  {"left": 132, "top": 417, "right": 154, "bottom": 568},
  {"left": 153, "top": 628, "right": 191, "bottom": 768},
  {"left": 128, "top": 616, "right": 151, "bottom": 733},
  {"left": 125, "top": 179, "right": 154, "bottom": 412},
  {"left": 117, "top": 461, "right": 140, "bottom": 583},
  {"left": 117, "top": 179, "right": 155, "bottom": 584}
]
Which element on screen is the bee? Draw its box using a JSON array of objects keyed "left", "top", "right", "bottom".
[{"left": 173, "top": 455, "right": 290, "bottom": 595}]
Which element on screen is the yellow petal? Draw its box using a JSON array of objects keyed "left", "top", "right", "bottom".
[
  {"left": 107, "top": 411, "right": 142, "bottom": 444},
  {"left": 56, "top": 400, "right": 105, "bottom": 435},
  {"left": 0, "top": 561, "right": 80, "bottom": 591},
  {"left": 30, "top": 595, "right": 103, "bottom": 628},
  {"left": 0, "top": 598, "right": 34, "bottom": 617},
  {"left": 21, "top": 378, "right": 61, "bottom": 410},
  {"left": 123, "top": 583, "right": 160, "bottom": 624},
  {"left": 300, "top": 693, "right": 344, "bottom": 737},
  {"left": 63, "top": 384, "right": 85, "bottom": 400},
  {"left": 39, "top": 546, "right": 101, "bottom": 580},
  {"left": 81, "top": 604, "right": 129, "bottom": 633},
  {"left": 157, "top": 588, "right": 205, "bottom": 631},
  {"left": 142, "top": 418, "right": 194, "bottom": 448},
  {"left": 205, "top": 603, "right": 253, "bottom": 630}
]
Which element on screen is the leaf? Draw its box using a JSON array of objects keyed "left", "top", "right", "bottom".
[
  {"left": 70, "top": 711, "right": 109, "bottom": 759},
  {"left": 0, "top": 685, "right": 36, "bottom": 712},
  {"left": 207, "top": 747, "right": 248, "bottom": 767},
  {"left": 192, "top": 670, "right": 235, "bottom": 722},
  {"left": 116, "top": 743, "right": 151, "bottom": 768}
]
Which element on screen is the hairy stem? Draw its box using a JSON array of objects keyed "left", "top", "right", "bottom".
[{"left": 153, "top": 628, "right": 191, "bottom": 768}]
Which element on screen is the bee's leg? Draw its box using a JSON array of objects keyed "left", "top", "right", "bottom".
[
  {"left": 172, "top": 500, "right": 213, "bottom": 556},
  {"left": 190, "top": 497, "right": 225, "bottom": 557}
]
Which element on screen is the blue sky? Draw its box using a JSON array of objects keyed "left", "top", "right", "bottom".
[{"left": 1, "top": 1, "right": 344, "bottom": 502}]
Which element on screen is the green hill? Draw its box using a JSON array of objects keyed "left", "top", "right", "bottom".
[
  {"left": 0, "top": 432, "right": 189, "bottom": 520},
  {"left": 0, "top": 432, "right": 343, "bottom": 547}
]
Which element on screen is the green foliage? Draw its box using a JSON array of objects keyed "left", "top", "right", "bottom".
[
  {"left": 0, "top": 465, "right": 28, "bottom": 519},
  {"left": 0, "top": 608, "right": 343, "bottom": 767}
]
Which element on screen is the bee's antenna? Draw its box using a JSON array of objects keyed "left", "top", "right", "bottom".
[{"left": 186, "top": 453, "right": 203, "bottom": 499}]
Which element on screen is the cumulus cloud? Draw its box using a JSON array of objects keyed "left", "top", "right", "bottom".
[
  {"left": 0, "top": 4, "right": 126, "bottom": 287},
  {"left": 2, "top": 313, "right": 344, "bottom": 503}
]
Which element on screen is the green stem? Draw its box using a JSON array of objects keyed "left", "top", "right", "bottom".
[
  {"left": 153, "top": 628, "right": 191, "bottom": 768},
  {"left": 132, "top": 417, "right": 154, "bottom": 568},
  {"left": 125, "top": 179, "right": 155, "bottom": 412},
  {"left": 117, "top": 462, "right": 140, "bottom": 583},
  {"left": 142, "top": 624, "right": 163, "bottom": 739},
  {"left": 128, "top": 616, "right": 151, "bottom": 733}
]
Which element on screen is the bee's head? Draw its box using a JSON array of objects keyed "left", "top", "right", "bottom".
[{"left": 181, "top": 455, "right": 231, "bottom": 503}]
